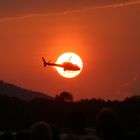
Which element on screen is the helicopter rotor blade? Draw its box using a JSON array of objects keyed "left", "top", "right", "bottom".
[{"left": 68, "top": 56, "right": 72, "bottom": 62}]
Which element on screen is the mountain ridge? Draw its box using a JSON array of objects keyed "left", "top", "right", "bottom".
[{"left": 0, "top": 80, "right": 53, "bottom": 101}]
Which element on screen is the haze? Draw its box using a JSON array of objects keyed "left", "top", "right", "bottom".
[{"left": 0, "top": 0, "right": 140, "bottom": 100}]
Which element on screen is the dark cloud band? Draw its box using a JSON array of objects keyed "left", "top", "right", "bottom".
[{"left": 0, "top": 0, "right": 139, "bottom": 19}]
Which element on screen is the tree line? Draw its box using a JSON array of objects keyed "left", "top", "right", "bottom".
[{"left": 0, "top": 91, "right": 140, "bottom": 132}]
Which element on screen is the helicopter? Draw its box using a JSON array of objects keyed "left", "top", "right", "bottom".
[{"left": 42, "top": 57, "right": 80, "bottom": 71}]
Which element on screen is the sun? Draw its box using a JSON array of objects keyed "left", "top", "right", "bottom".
[{"left": 55, "top": 52, "right": 83, "bottom": 78}]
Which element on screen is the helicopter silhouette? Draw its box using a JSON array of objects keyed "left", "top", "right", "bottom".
[{"left": 42, "top": 57, "right": 80, "bottom": 71}]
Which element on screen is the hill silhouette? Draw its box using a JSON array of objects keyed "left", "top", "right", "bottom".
[
  {"left": 0, "top": 80, "right": 53, "bottom": 101},
  {"left": 0, "top": 81, "right": 139, "bottom": 134}
]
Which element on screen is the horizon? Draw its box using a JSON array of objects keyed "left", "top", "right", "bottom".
[{"left": 0, "top": 79, "right": 139, "bottom": 102}]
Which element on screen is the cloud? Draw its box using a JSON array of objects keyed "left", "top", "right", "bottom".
[
  {"left": 116, "top": 72, "right": 140, "bottom": 99},
  {"left": 0, "top": 0, "right": 140, "bottom": 21},
  {"left": 123, "top": 72, "right": 140, "bottom": 94}
]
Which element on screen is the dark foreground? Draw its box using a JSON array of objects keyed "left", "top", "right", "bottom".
[{"left": 0, "top": 94, "right": 140, "bottom": 140}]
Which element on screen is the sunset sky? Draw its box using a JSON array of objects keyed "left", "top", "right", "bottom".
[{"left": 0, "top": 0, "right": 140, "bottom": 100}]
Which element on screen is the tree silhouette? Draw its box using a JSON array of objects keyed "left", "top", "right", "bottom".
[{"left": 55, "top": 91, "right": 73, "bottom": 102}]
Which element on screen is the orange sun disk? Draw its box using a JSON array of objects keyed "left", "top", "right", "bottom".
[{"left": 55, "top": 52, "right": 83, "bottom": 78}]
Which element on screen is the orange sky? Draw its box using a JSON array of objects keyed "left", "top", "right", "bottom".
[{"left": 0, "top": 1, "right": 140, "bottom": 100}]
